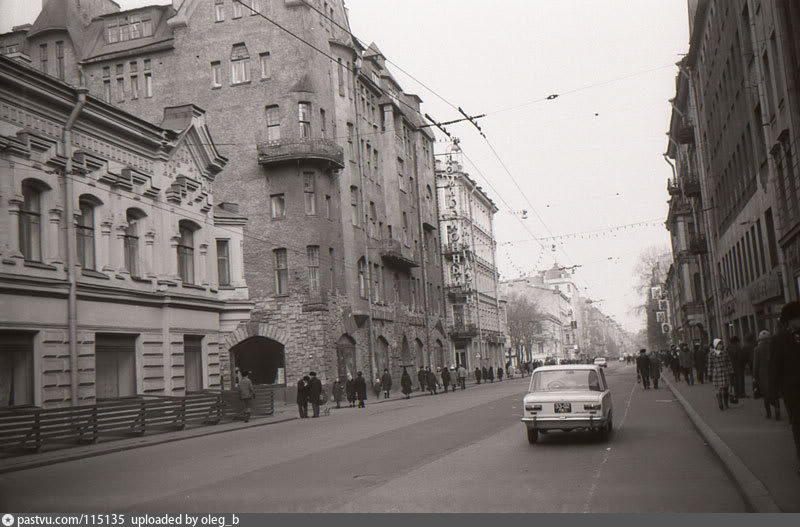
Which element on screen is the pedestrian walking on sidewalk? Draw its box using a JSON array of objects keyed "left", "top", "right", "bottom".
[
  {"left": 458, "top": 365, "right": 467, "bottom": 390},
  {"left": 669, "top": 347, "right": 681, "bottom": 382},
  {"left": 694, "top": 343, "right": 708, "bottom": 384},
  {"left": 482, "top": 366, "right": 489, "bottom": 384},
  {"left": 488, "top": 366, "right": 495, "bottom": 383},
  {"left": 237, "top": 370, "right": 256, "bottom": 422},
  {"left": 380, "top": 369, "right": 392, "bottom": 399},
  {"left": 708, "top": 339, "right": 734, "bottom": 410},
  {"left": 637, "top": 349, "right": 651, "bottom": 389},
  {"left": 426, "top": 367, "right": 438, "bottom": 395},
  {"left": 297, "top": 375, "right": 310, "bottom": 418},
  {"left": 728, "top": 336, "right": 748, "bottom": 399},
  {"left": 753, "top": 330, "right": 780, "bottom": 420},
  {"left": 475, "top": 367, "right": 482, "bottom": 384},
  {"left": 769, "top": 302, "right": 800, "bottom": 474},
  {"left": 418, "top": 366, "right": 427, "bottom": 392},
  {"left": 649, "top": 352, "right": 662, "bottom": 389},
  {"left": 498, "top": 367, "right": 504, "bottom": 382},
  {"left": 742, "top": 333, "right": 756, "bottom": 379},
  {"left": 354, "top": 371, "right": 367, "bottom": 408},
  {"left": 441, "top": 365, "right": 451, "bottom": 393},
  {"left": 345, "top": 374, "right": 355, "bottom": 407},
  {"left": 332, "top": 378, "right": 345, "bottom": 409},
  {"left": 401, "top": 367, "right": 413, "bottom": 399},
  {"left": 679, "top": 343, "right": 695, "bottom": 385},
  {"left": 308, "top": 371, "right": 323, "bottom": 418}
]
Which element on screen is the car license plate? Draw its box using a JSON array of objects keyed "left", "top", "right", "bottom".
[{"left": 555, "top": 402, "right": 571, "bottom": 413}]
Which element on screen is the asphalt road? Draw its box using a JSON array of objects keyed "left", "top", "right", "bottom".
[{"left": 0, "top": 363, "right": 747, "bottom": 512}]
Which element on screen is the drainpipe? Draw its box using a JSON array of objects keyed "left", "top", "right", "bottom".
[{"left": 65, "top": 86, "right": 88, "bottom": 406}]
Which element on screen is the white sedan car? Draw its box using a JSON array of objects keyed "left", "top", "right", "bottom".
[{"left": 521, "top": 365, "right": 613, "bottom": 443}]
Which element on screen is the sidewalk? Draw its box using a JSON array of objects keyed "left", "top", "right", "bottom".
[
  {"left": 665, "top": 373, "right": 800, "bottom": 512},
  {"left": 0, "top": 375, "right": 526, "bottom": 474}
]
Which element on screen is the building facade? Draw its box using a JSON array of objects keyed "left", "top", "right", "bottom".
[
  {"left": 1, "top": 0, "right": 450, "bottom": 398},
  {"left": 665, "top": 0, "right": 800, "bottom": 341},
  {"left": 0, "top": 54, "right": 251, "bottom": 408},
  {"left": 436, "top": 141, "right": 507, "bottom": 371}
]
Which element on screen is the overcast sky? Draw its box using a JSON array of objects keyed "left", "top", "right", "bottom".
[{"left": 1, "top": 0, "right": 689, "bottom": 333}]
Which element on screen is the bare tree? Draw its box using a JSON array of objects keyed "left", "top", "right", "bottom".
[{"left": 505, "top": 292, "right": 545, "bottom": 365}]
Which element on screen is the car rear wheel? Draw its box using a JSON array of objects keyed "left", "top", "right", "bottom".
[
  {"left": 527, "top": 428, "right": 539, "bottom": 444},
  {"left": 599, "top": 413, "right": 613, "bottom": 441}
]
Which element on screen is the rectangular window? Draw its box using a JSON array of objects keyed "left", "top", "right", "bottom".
[
  {"left": 130, "top": 74, "right": 139, "bottom": 100},
  {"left": 756, "top": 218, "right": 767, "bottom": 274},
  {"left": 337, "top": 58, "right": 345, "bottom": 96},
  {"left": 184, "top": 336, "right": 203, "bottom": 393},
  {"left": 762, "top": 51, "right": 776, "bottom": 117},
  {"left": 347, "top": 123, "right": 355, "bottom": 159},
  {"left": 350, "top": 186, "right": 359, "bottom": 226},
  {"left": 233, "top": 1, "right": 243, "bottom": 18},
  {"left": 745, "top": 231, "right": 756, "bottom": 281},
  {"left": 299, "top": 102, "right": 311, "bottom": 138},
  {"left": 266, "top": 105, "right": 280, "bottom": 142},
  {"left": 329, "top": 248, "right": 335, "bottom": 292},
  {"left": 211, "top": 61, "right": 222, "bottom": 87},
  {"left": 0, "top": 332, "right": 34, "bottom": 407},
  {"left": 270, "top": 193, "right": 285, "bottom": 219},
  {"left": 215, "top": 0, "right": 225, "bottom": 22},
  {"left": 765, "top": 208, "right": 779, "bottom": 268},
  {"left": 231, "top": 58, "right": 250, "bottom": 84},
  {"left": 358, "top": 259, "right": 367, "bottom": 298},
  {"left": 320, "top": 108, "right": 326, "bottom": 136},
  {"left": 116, "top": 77, "right": 125, "bottom": 102},
  {"left": 103, "top": 80, "right": 112, "bottom": 103},
  {"left": 55, "top": 41, "right": 64, "bottom": 80},
  {"left": 130, "top": 16, "right": 142, "bottom": 39},
  {"left": 39, "top": 43, "right": 47, "bottom": 74},
  {"left": 95, "top": 334, "right": 136, "bottom": 399},
  {"left": 124, "top": 216, "right": 139, "bottom": 278},
  {"left": 307, "top": 246, "right": 320, "bottom": 294},
  {"left": 259, "top": 52, "right": 270, "bottom": 79},
  {"left": 76, "top": 203, "right": 95, "bottom": 270},
  {"left": 274, "top": 249, "right": 288, "bottom": 295},
  {"left": 178, "top": 226, "right": 195, "bottom": 284},
  {"left": 397, "top": 158, "right": 405, "bottom": 192},
  {"left": 107, "top": 21, "right": 119, "bottom": 43},
  {"left": 143, "top": 60, "right": 152, "bottom": 97},
  {"left": 325, "top": 195, "right": 331, "bottom": 219},
  {"left": 142, "top": 17, "right": 153, "bottom": 37},
  {"left": 304, "top": 172, "right": 316, "bottom": 215},
  {"left": 750, "top": 225, "right": 760, "bottom": 277},
  {"left": 216, "top": 239, "right": 231, "bottom": 286}
]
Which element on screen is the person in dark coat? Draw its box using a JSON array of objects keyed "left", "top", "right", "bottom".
[
  {"left": 426, "top": 367, "right": 438, "bottom": 395},
  {"left": 693, "top": 343, "right": 708, "bottom": 384},
  {"left": 417, "top": 366, "right": 427, "bottom": 392},
  {"left": 487, "top": 366, "right": 495, "bottom": 383},
  {"left": 669, "top": 347, "right": 681, "bottom": 381},
  {"left": 400, "top": 367, "right": 413, "bottom": 399},
  {"left": 679, "top": 343, "right": 694, "bottom": 385},
  {"left": 708, "top": 338, "right": 734, "bottom": 410},
  {"left": 482, "top": 366, "right": 489, "bottom": 384},
  {"left": 332, "top": 378, "right": 345, "bottom": 409},
  {"left": 753, "top": 330, "right": 779, "bottom": 420},
  {"left": 237, "top": 370, "right": 256, "bottom": 422},
  {"left": 380, "top": 369, "right": 392, "bottom": 399},
  {"left": 475, "top": 367, "right": 482, "bottom": 384},
  {"left": 308, "top": 371, "right": 323, "bottom": 418},
  {"left": 353, "top": 371, "right": 367, "bottom": 408},
  {"left": 498, "top": 367, "right": 504, "bottom": 381},
  {"left": 728, "top": 336, "right": 747, "bottom": 398},
  {"left": 440, "top": 365, "right": 451, "bottom": 392},
  {"left": 636, "top": 349, "right": 651, "bottom": 389},
  {"left": 649, "top": 353, "right": 662, "bottom": 389},
  {"left": 769, "top": 302, "right": 800, "bottom": 474},
  {"left": 345, "top": 375, "right": 355, "bottom": 407},
  {"left": 297, "top": 375, "right": 310, "bottom": 418}
]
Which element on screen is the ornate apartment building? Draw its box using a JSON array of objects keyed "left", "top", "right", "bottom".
[
  {"left": 0, "top": 0, "right": 449, "bottom": 398},
  {"left": 436, "top": 142, "right": 508, "bottom": 371},
  {"left": 0, "top": 54, "right": 251, "bottom": 408},
  {"left": 665, "top": 0, "right": 800, "bottom": 341}
]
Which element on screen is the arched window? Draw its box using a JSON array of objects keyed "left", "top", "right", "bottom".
[
  {"left": 177, "top": 221, "right": 196, "bottom": 284},
  {"left": 76, "top": 199, "right": 96, "bottom": 270},
  {"left": 124, "top": 209, "right": 145, "bottom": 277},
  {"left": 358, "top": 257, "right": 367, "bottom": 298},
  {"left": 19, "top": 182, "right": 43, "bottom": 262}
]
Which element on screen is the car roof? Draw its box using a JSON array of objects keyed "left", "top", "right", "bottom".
[{"left": 534, "top": 365, "right": 601, "bottom": 372}]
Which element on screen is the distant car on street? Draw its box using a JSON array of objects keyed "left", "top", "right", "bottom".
[
  {"left": 521, "top": 364, "right": 613, "bottom": 444},
  {"left": 593, "top": 357, "right": 608, "bottom": 368}
]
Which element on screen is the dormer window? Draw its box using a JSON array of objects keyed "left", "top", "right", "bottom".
[{"left": 105, "top": 13, "right": 154, "bottom": 44}]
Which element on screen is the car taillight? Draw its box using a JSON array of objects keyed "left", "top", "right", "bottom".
[
  {"left": 525, "top": 404, "right": 542, "bottom": 411},
  {"left": 584, "top": 403, "right": 601, "bottom": 410}
]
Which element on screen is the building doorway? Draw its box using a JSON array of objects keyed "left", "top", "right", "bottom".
[
  {"left": 230, "top": 336, "right": 285, "bottom": 386},
  {"left": 336, "top": 334, "right": 356, "bottom": 381}
]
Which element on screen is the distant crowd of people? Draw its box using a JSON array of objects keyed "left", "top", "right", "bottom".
[{"left": 633, "top": 301, "right": 800, "bottom": 475}]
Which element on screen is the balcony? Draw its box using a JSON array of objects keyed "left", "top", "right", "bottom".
[
  {"left": 689, "top": 233, "right": 708, "bottom": 254},
  {"left": 669, "top": 196, "right": 692, "bottom": 216},
  {"left": 450, "top": 323, "right": 479, "bottom": 340},
  {"left": 677, "top": 125, "right": 695, "bottom": 144},
  {"left": 668, "top": 180, "right": 681, "bottom": 196},
  {"left": 257, "top": 137, "right": 344, "bottom": 169},
  {"left": 683, "top": 177, "right": 701, "bottom": 197},
  {"left": 380, "top": 238, "right": 419, "bottom": 269}
]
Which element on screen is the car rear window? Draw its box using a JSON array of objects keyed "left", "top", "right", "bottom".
[{"left": 529, "top": 370, "right": 602, "bottom": 392}]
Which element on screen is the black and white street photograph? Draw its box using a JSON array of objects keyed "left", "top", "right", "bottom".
[{"left": 1, "top": 0, "right": 800, "bottom": 516}]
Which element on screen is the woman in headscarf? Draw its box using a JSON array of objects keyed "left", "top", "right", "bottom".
[
  {"left": 754, "top": 330, "right": 780, "bottom": 420},
  {"left": 400, "top": 367, "right": 413, "bottom": 399},
  {"left": 708, "top": 338, "right": 735, "bottom": 410}
]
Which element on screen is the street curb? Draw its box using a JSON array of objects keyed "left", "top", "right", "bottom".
[
  {"left": 664, "top": 376, "right": 781, "bottom": 513},
  {"left": 0, "top": 415, "right": 298, "bottom": 475}
]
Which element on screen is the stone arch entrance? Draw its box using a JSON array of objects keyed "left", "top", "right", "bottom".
[
  {"left": 230, "top": 337, "right": 285, "bottom": 386},
  {"left": 336, "top": 334, "right": 357, "bottom": 381},
  {"left": 413, "top": 338, "right": 424, "bottom": 369},
  {"left": 435, "top": 339, "right": 445, "bottom": 368},
  {"left": 400, "top": 336, "right": 413, "bottom": 367},
  {"left": 376, "top": 336, "right": 390, "bottom": 379}
]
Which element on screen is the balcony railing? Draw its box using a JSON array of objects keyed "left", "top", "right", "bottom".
[
  {"left": 669, "top": 196, "right": 691, "bottom": 216},
  {"left": 450, "top": 323, "right": 479, "bottom": 339},
  {"left": 677, "top": 125, "right": 695, "bottom": 144},
  {"left": 257, "top": 137, "right": 344, "bottom": 169},
  {"left": 689, "top": 233, "right": 708, "bottom": 255},
  {"left": 380, "top": 238, "right": 419, "bottom": 269},
  {"left": 668, "top": 180, "right": 681, "bottom": 196}
]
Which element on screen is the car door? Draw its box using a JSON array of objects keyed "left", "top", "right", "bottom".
[{"left": 598, "top": 367, "right": 612, "bottom": 415}]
